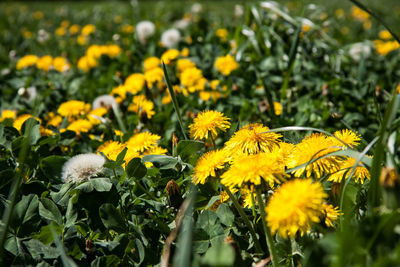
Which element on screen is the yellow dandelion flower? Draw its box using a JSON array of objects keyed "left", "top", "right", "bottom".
[
  {"left": 110, "top": 85, "right": 127, "bottom": 103},
  {"left": 188, "top": 110, "right": 230, "bottom": 140},
  {"left": 161, "top": 49, "right": 180, "bottom": 64},
  {"left": 128, "top": 95, "right": 155, "bottom": 119},
  {"left": 322, "top": 203, "right": 341, "bottom": 228},
  {"left": 221, "top": 152, "right": 285, "bottom": 188},
  {"left": 144, "top": 67, "right": 164, "bottom": 88},
  {"left": 330, "top": 129, "right": 360, "bottom": 149},
  {"left": 192, "top": 149, "right": 229, "bottom": 184},
  {"left": 46, "top": 112, "right": 63, "bottom": 127},
  {"left": 142, "top": 146, "right": 168, "bottom": 155},
  {"left": 177, "top": 58, "right": 196, "bottom": 73},
  {"left": 55, "top": 27, "right": 66, "bottom": 36},
  {"left": 81, "top": 24, "right": 96, "bottom": 36},
  {"left": 224, "top": 123, "right": 281, "bottom": 155},
  {"left": 36, "top": 55, "right": 53, "bottom": 72},
  {"left": 180, "top": 67, "right": 203, "bottom": 88},
  {"left": 144, "top": 57, "right": 161, "bottom": 71},
  {"left": 241, "top": 186, "right": 256, "bottom": 209},
  {"left": 65, "top": 119, "right": 93, "bottom": 134},
  {"left": 106, "top": 45, "right": 122, "bottom": 58},
  {"left": 273, "top": 142, "right": 295, "bottom": 167},
  {"left": 181, "top": 47, "right": 190, "bottom": 57},
  {"left": 69, "top": 24, "right": 81, "bottom": 35},
  {"left": 97, "top": 141, "right": 126, "bottom": 161},
  {"left": 88, "top": 107, "right": 107, "bottom": 125},
  {"left": 214, "top": 54, "right": 239, "bottom": 75},
  {"left": 273, "top": 102, "right": 282, "bottom": 116},
  {"left": 13, "top": 114, "right": 39, "bottom": 132},
  {"left": 126, "top": 132, "right": 161, "bottom": 152},
  {"left": 287, "top": 133, "right": 342, "bottom": 178},
  {"left": 57, "top": 100, "right": 91, "bottom": 117},
  {"left": 121, "top": 24, "right": 134, "bottom": 34},
  {"left": 16, "top": 55, "right": 38, "bottom": 70},
  {"left": 53, "top": 57, "right": 70, "bottom": 72},
  {"left": 379, "top": 30, "right": 392, "bottom": 40},
  {"left": 125, "top": 73, "right": 145, "bottom": 95},
  {"left": 0, "top": 110, "right": 17, "bottom": 122},
  {"left": 351, "top": 6, "right": 370, "bottom": 21},
  {"left": 216, "top": 28, "right": 229, "bottom": 41},
  {"left": 328, "top": 157, "right": 370, "bottom": 184},
  {"left": 266, "top": 179, "right": 327, "bottom": 238}
]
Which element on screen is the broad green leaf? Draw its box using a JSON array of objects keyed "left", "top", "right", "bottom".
[
  {"left": 23, "top": 238, "right": 60, "bottom": 260},
  {"left": 142, "top": 154, "right": 178, "bottom": 170},
  {"left": 177, "top": 140, "right": 205, "bottom": 163},
  {"left": 75, "top": 178, "right": 112, "bottom": 192},
  {"left": 216, "top": 204, "right": 235, "bottom": 227},
  {"left": 99, "top": 203, "right": 126, "bottom": 232},
  {"left": 32, "top": 222, "right": 63, "bottom": 245},
  {"left": 126, "top": 157, "right": 147, "bottom": 179},
  {"left": 39, "top": 198, "right": 63, "bottom": 225},
  {"left": 14, "top": 194, "right": 39, "bottom": 225}
]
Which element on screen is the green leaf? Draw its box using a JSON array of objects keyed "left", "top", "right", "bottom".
[
  {"left": 142, "top": 154, "right": 178, "bottom": 170},
  {"left": 99, "top": 203, "right": 126, "bottom": 232},
  {"left": 23, "top": 239, "right": 60, "bottom": 260},
  {"left": 216, "top": 204, "right": 235, "bottom": 227},
  {"left": 39, "top": 198, "right": 63, "bottom": 225},
  {"left": 32, "top": 221, "right": 63, "bottom": 245},
  {"left": 4, "top": 236, "right": 24, "bottom": 256},
  {"left": 201, "top": 242, "right": 235, "bottom": 267},
  {"left": 21, "top": 118, "right": 41, "bottom": 145},
  {"left": 75, "top": 178, "right": 112, "bottom": 192},
  {"left": 177, "top": 140, "right": 205, "bottom": 163},
  {"left": 40, "top": 156, "right": 68, "bottom": 182},
  {"left": 126, "top": 157, "right": 147, "bottom": 179},
  {"left": 51, "top": 183, "right": 74, "bottom": 206},
  {"left": 14, "top": 194, "right": 39, "bottom": 225},
  {"left": 11, "top": 136, "right": 29, "bottom": 158}
]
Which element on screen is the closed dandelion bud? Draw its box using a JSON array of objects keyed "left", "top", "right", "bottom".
[
  {"left": 380, "top": 167, "right": 399, "bottom": 188},
  {"left": 166, "top": 179, "right": 183, "bottom": 209},
  {"left": 85, "top": 239, "right": 95, "bottom": 254}
]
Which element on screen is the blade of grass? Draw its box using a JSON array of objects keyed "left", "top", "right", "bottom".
[
  {"left": 266, "top": 126, "right": 352, "bottom": 148},
  {"left": 339, "top": 136, "right": 379, "bottom": 230},
  {"left": 162, "top": 62, "right": 188, "bottom": 140},
  {"left": 368, "top": 93, "right": 400, "bottom": 208}
]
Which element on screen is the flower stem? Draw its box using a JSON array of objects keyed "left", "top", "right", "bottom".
[
  {"left": 256, "top": 187, "right": 280, "bottom": 267},
  {"left": 222, "top": 185, "right": 263, "bottom": 255}
]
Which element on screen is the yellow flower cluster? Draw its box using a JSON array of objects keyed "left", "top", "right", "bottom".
[
  {"left": 17, "top": 55, "right": 70, "bottom": 72},
  {"left": 78, "top": 44, "right": 122, "bottom": 72}
]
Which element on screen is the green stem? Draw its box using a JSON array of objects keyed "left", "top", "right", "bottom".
[
  {"left": 256, "top": 187, "right": 280, "bottom": 267},
  {"left": 222, "top": 185, "right": 263, "bottom": 255},
  {"left": 289, "top": 238, "right": 296, "bottom": 267}
]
